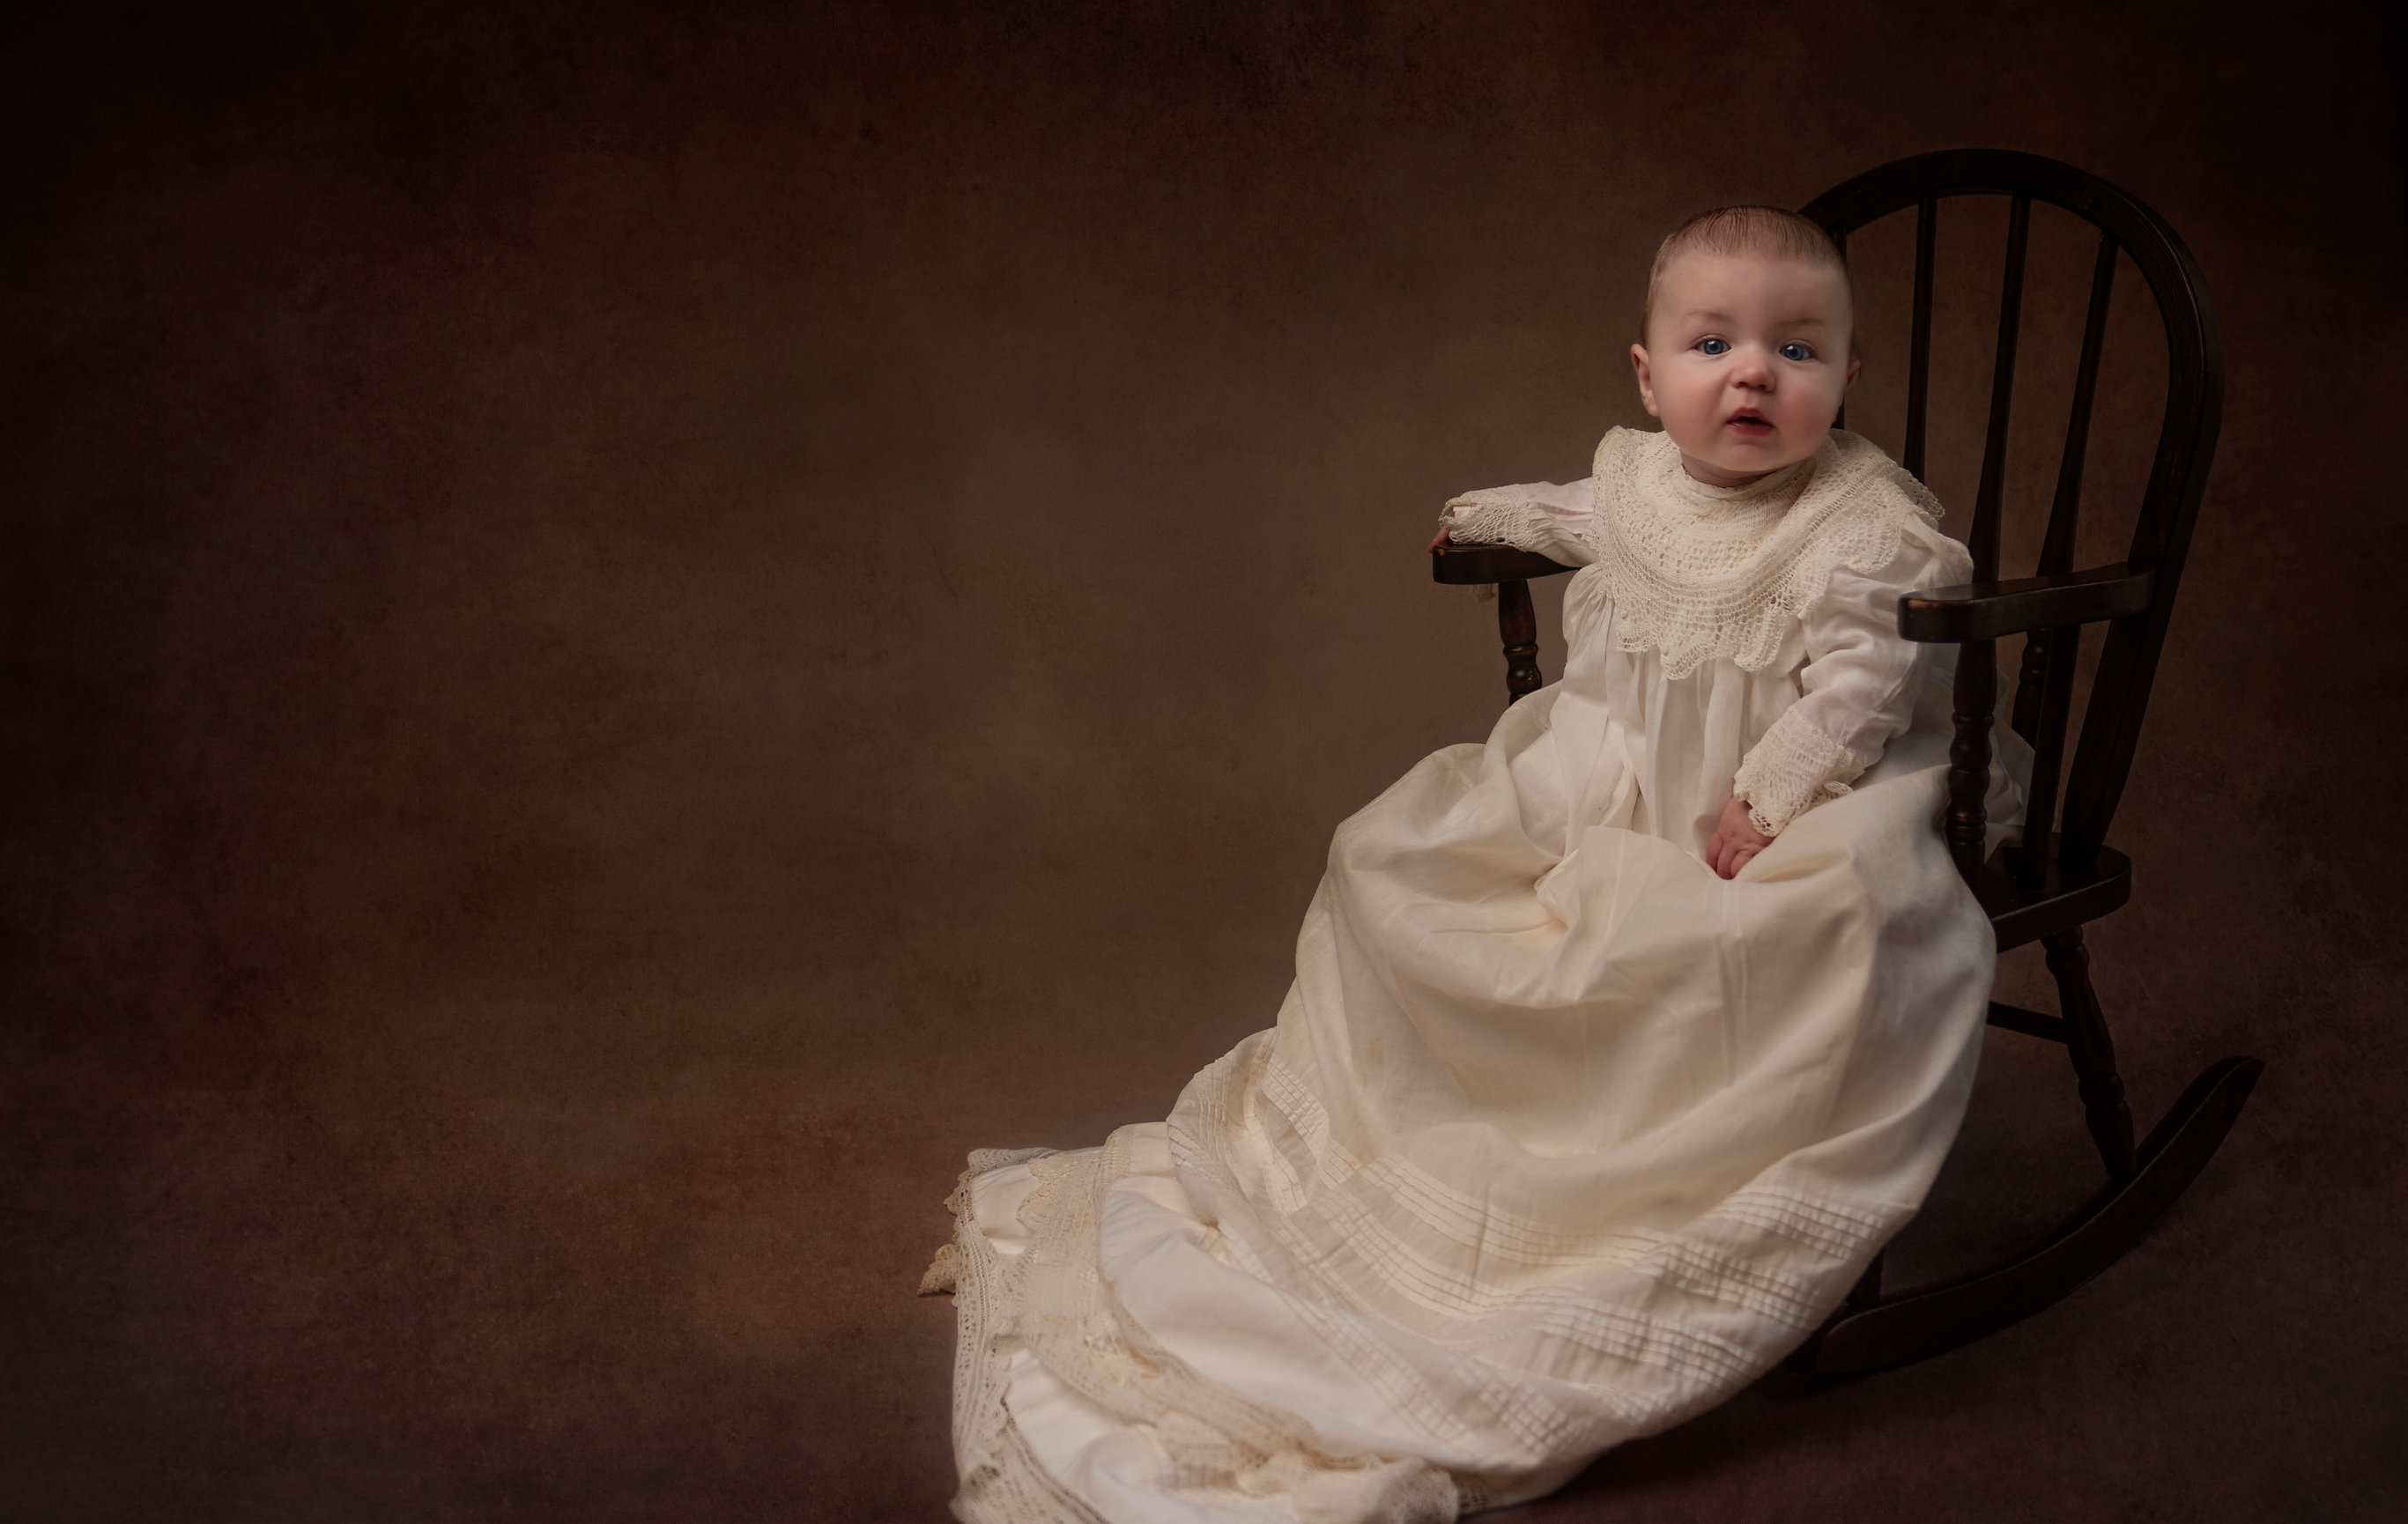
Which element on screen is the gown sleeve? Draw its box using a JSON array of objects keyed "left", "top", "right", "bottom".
[
  {"left": 1731, "top": 527, "right": 1968, "bottom": 838},
  {"left": 1437, "top": 479, "right": 1598, "bottom": 567}
]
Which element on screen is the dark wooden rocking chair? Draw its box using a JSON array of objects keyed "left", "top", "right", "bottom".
[{"left": 1430, "top": 149, "right": 2262, "bottom": 1374}]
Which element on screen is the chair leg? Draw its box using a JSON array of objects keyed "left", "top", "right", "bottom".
[{"left": 2043, "top": 927, "right": 2137, "bottom": 1181}]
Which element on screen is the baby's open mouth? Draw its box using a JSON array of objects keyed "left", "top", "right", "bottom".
[{"left": 1727, "top": 414, "right": 1772, "bottom": 432}]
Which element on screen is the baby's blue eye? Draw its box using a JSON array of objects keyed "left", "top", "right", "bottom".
[
  {"left": 1779, "top": 342, "right": 1813, "bottom": 362},
  {"left": 1698, "top": 337, "right": 1730, "bottom": 356}
]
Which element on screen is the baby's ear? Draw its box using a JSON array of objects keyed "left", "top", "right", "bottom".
[
  {"left": 1844, "top": 353, "right": 1862, "bottom": 390},
  {"left": 1630, "top": 344, "right": 1658, "bottom": 415}
]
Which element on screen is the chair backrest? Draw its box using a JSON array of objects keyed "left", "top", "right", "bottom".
[{"left": 1799, "top": 151, "right": 2223, "bottom": 871}]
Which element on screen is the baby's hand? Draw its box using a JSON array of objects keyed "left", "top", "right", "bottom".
[
  {"left": 1427, "top": 527, "right": 1452, "bottom": 553},
  {"left": 1705, "top": 795, "right": 1774, "bottom": 879}
]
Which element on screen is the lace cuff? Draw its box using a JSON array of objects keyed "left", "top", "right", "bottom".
[
  {"left": 1733, "top": 706, "right": 1862, "bottom": 837},
  {"left": 1440, "top": 488, "right": 1551, "bottom": 550}
]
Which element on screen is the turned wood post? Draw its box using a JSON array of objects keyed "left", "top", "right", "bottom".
[
  {"left": 1945, "top": 640, "right": 1997, "bottom": 884},
  {"left": 1497, "top": 578, "right": 1541, "bottom": 704},
  {"left": 2012, "top": 630, "right": 2050, "bottom": 742}
]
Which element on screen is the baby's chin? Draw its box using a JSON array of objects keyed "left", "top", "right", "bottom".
[{"left": 1669, "top": 425, "right": 1828, "bottom": 484}]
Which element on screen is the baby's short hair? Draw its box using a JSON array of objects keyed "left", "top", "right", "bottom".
[{"left": 1640, "top": 206, "right": 1851, "bottom": 350}]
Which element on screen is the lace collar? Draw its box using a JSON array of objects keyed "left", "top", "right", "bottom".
[
  {"left": 1584, "top": 427, "right": 1945, "bottom": 678},
  {"left": 1656, "top": 448, "right": 1818, "bottom": 510}
]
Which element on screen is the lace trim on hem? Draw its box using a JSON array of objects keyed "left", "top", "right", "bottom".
[
  {"left": 1733, "top": 707, "right": 1859, "bottom": 837},
  {"left": 937, "top": 1140, "right": 1460, "bottom": 1521},
  {"left": 920, "top": 1241, "right": 961, "bottom": 1296},
  {"left": 938, "top": 1150, "right": 1107, "bottom": 1524}
]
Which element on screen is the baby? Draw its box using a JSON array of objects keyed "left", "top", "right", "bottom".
[
  {"left": 1431, "top": 209, "right": 1869, "bottom": 880},
  {"left": 935, "top": 208, "right": 1998, "bottom": 1524}
]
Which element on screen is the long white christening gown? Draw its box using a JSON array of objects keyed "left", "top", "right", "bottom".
[{"left": 928, "top": 426, "right": 2026, "bottom": 1524}]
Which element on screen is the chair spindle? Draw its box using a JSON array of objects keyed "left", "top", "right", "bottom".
[
  {"left": 1832, "top": 229, "right": 1848, "bottom": 433},
  {"left": 2012, "top": 233, "right": 2118, "bottom": 886},
  {"left": 1946, "top": 641, "right": 1997, "bottom": 883},
  {"left": 1943, "top": 196, "right": 2030, "bottom": 884},
  {"left": 1970, "top": 194, "right": 2030, "bottom": 580},
  {"left": 1903, "top": 196, "right": 1937, "bottom": 483},
  {"left": 2011, "top": 639, "right": 2049, "bottom": 745},
  {"left": 2017, "top": 624, "right": 2083, "bottom": 890},
  {"left": 2043, "top": 233, "right": 2118, "bottom": 576}
]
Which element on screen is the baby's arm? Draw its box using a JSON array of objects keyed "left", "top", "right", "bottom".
[
  {"left": 1728, "top": 530, "right": 1962, "bottom": 852},
  {"left": 1429, "top": 479, "right": 1599, "bottom": 566}
]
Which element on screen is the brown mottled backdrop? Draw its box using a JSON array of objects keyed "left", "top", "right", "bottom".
[{"left": 3, "top": 1, "right": 2401, "bottom": 1519}]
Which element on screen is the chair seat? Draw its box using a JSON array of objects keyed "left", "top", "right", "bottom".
[{"left": 1977, "top": 838, "right": 2130, "bottom": 951}]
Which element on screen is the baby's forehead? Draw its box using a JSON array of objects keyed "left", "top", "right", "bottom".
[
  {"left": 1654, "top": 248, "right": 1852, "bottom": 319},
  {"left": 1659, "top": 247, "right": 1845, "bottom": 288}
]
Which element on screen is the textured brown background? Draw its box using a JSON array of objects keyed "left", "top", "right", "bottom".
[{"left": 4, "top": 2, "right": 2403, "bottom": 1520}]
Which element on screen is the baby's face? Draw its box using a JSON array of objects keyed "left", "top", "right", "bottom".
[{"left": 1631, "top": 251, "right": 1859, "bottom": 487}]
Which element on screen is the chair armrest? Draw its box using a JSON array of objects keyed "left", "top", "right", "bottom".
[
  {"left": 1899, "top": 564, "right": 2154, "bottom": 642},
  {"left": 1432, "top": 543, "right": 1581, "bottom": 585}
]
